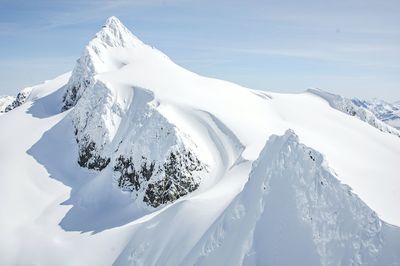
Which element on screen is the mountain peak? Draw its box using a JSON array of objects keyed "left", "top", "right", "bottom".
[
  {"left": 104, "top": 16, "right": 123, "bottom": 28},
  {"left": 95, "top": 16, "right": 143, "bottom": 48},
  {"left": 62, "top": 17, "right": 148, "bottom": 110}
]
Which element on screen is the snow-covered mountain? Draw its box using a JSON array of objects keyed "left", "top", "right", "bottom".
[
  {"left": 0, "top": 17, "right": 399, "bottom": 265},
  {"left": 352, "top": 97, "right": 400, "bottom": 130},
  {"left": 63, "top": 17, "right": 210, "bottom": 207},
  {"left": 0, "top": 95, "right": 14, "bottom": 113},
  {"left": 0, "top": 87, "right": 32, "bottom": 114}
]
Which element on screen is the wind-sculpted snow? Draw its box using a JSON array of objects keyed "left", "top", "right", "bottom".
[
  {"left": 71, "top": 81, "right": 119, "bottom": 170},
  {"left": 62, "top": 17, "right": 140, "bottom": 110},
  {"left": 1, "top": 16, "right": 400, "bottom": 265},
  {"left": 0, "top": 87, "right": 32, "bottom": 113},
  {"left": 65, "top": 16, "right": 210, "bottom": 207},
  {"left": 71, "top": 80, "right": 208, "bottom": 207},
  {"left": 177, "top": 130, "right": 400, "bottom": 265},
  {"left": 62, "top": 16, "right": 164, "bottom": 110},
  {"left": 308, "top": 89, "right": 400, "bottom": 137},
  {"left": 0, "top": 95, "right": 14, "bottom": 113}
]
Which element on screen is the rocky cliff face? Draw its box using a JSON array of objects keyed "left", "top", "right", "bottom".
[
  {"left": 0, "top": 87, "right": 31, "bottom": 113},
  {"left": 71, "top": 83, "right": 207, "bottom": 207},
  {"left": 0, "top": 96, "right": 14, "bottom": 113},
  {"left": 65, "top": 17, "right": 208, "bottom": 208}
]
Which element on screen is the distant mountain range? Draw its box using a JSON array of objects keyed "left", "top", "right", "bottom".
[{"left": 352, "top": 97, "right": 400, "bottom": 129}]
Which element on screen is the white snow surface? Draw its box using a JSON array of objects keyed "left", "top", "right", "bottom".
[
  {"left": 308, "top": 89, "right": 400, "bottom": 137},
  {"left": 352, "top": 97, "right": 400, "bottom": 130},
  {"left": 0, "top": 95, "right": 14, "bottom": 113},
  {"left": 0, "top": 17, "right": 399, "bottom": 265},
  {"left": 0, "top": 86, "right": 33, "bottom": 114}
]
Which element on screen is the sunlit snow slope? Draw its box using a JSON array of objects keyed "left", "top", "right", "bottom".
[
  {"left": 0, "top": 95, "right": 14, "bottom": 113},
  {"left": 0, "top": 17, "right": 399, "bottom": 265}
]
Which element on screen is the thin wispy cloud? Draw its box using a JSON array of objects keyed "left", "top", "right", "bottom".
[
  {"left": 0, "top": 0, "right": 399, "bottom": 100},
  {"left": 42, "top": 0, "right": 154, "bottom": 29},
  {"left": 193, "top": 42, "right": 400, "bottom": 69}
]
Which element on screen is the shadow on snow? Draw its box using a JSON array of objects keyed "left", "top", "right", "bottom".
[
  {"left": 27, "top": 85, "right": 67, "bottom": 119},
  {"left": 27, "top": 114, "right": 150, "bottom": 234}
]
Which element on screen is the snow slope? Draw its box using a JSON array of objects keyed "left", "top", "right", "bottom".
[
  {"left": 176, "top": 130, "right": 399, "bottom": 265},
  {"left": 3, "top": 87, "right": 32, "bottom": 113},
  {"left": 0, "top": 17, "right": 399, "bottom": 265},
  {"left": 0, "top": 95, "right": 14, "bottom": 113}
]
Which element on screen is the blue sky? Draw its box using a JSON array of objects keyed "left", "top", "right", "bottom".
[{"left": 0, "top": 0, "right": 399, "bottom": 101}]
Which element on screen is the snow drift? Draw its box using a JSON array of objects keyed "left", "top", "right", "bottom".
[
  {"left": 0, "top": 16, "right": 399, "bottom": 265},
  {"left": 174, "top": 130, "right": 400, "bottom": 265}
]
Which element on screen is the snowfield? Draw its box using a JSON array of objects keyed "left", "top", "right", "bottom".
[{"left": 0, "top": 17, "right": 399, "bottom": 265}]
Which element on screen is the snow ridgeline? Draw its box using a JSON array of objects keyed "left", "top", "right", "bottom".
[
  {"left": 62, "top": 16, "right": 147, "bottom": 111},
  {"left": 0, "top": 96, "right": 14, "bottom": 113},
  {"left": 71, "top": 81, "right": 207, "bottom": 208},
  {"left": 0, "top": 87, "right": 32, "bottom": 114},
  {"left": 308, "top": 89, "right": 400, "bottom": 137},
  {"left": 63, "top": 17, "right": 208, "bottom": 208},
  {"left": 352, "top": 98, "right": 400, "bottom": 130},
  {"left": 1, "top": 15, "right": 400, "bottom": 265},
  {"left": 153, "top": 130, "right": 399, "bottom": 266}
]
